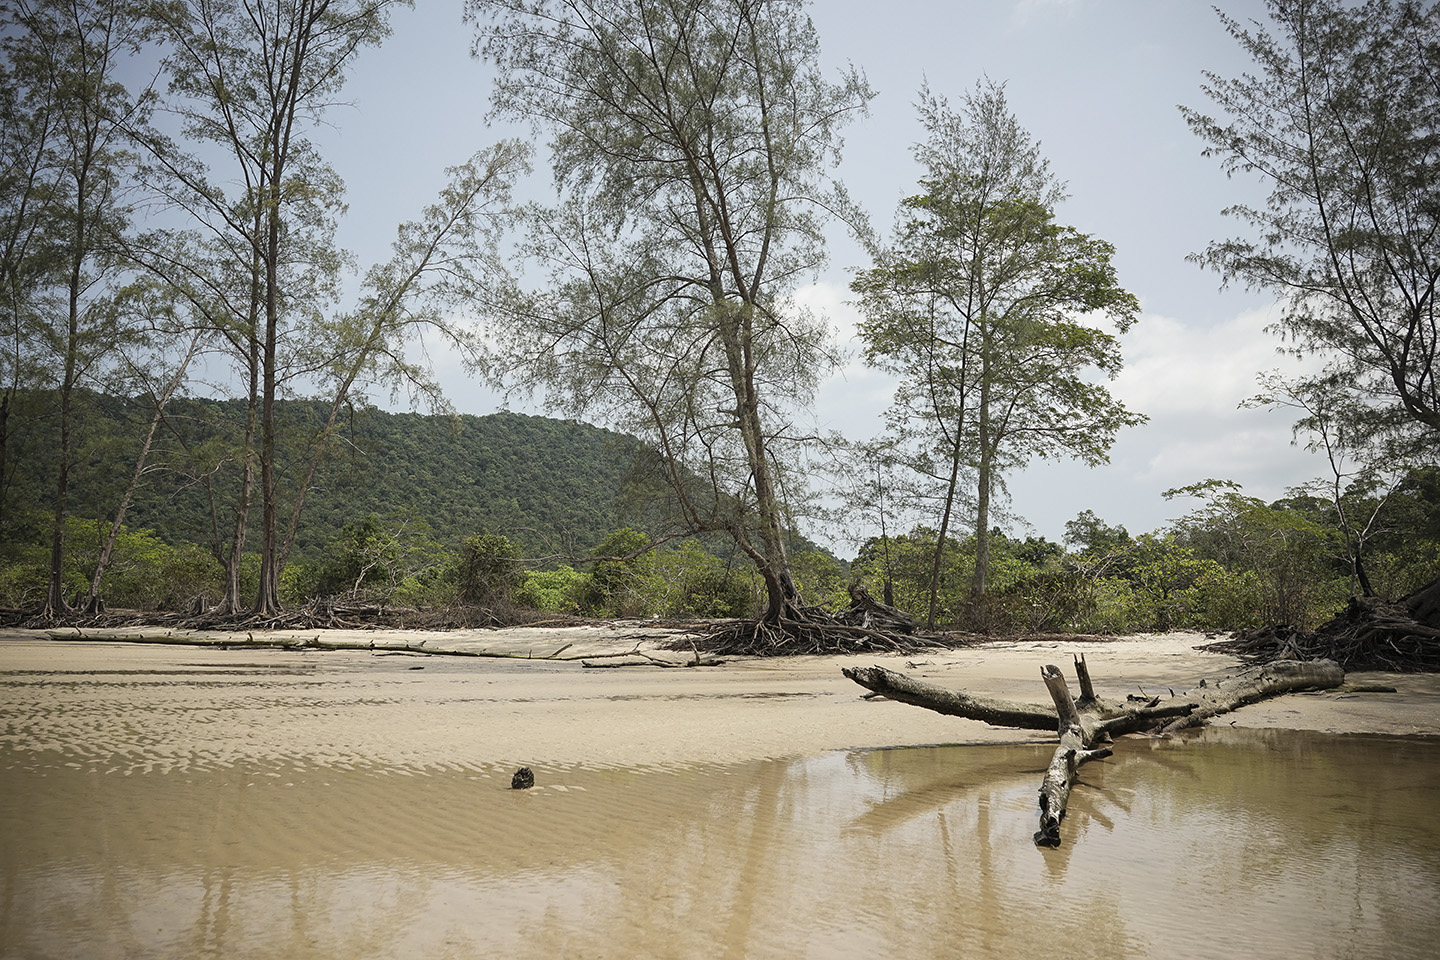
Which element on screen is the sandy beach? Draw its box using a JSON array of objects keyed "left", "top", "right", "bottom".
[
  {"left": 3, "top": 625, "right": 1438, "bottom": 774},
  {"left": 4, "top": 627, "right": 1438, "bottom": 960}
]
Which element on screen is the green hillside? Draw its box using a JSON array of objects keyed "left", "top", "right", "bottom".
[{"left": 5, "top": 394, "right": 657, "bottom": 560}]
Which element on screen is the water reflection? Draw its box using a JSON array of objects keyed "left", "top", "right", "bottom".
[{"left": 2, "top": 729, "right": 1437, "bottom": 959}]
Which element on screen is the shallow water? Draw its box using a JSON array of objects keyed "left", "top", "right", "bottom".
[{"left": 3, "top": 727, "right": 1438, "bottom": 960}]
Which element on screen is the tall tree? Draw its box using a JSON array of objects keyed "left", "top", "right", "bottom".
[
  {"left": 143, "top": 0, "right": 408, "bottom": 615},
  {"left": 78, "top": 285, "right": 207, "bottom": 612},
  {"left": 467, "top": 0, "right": 871, "bottom": 625},
  {"left": 1245, "top": 370, "right": 1418, "bottom": 597},
  {"left": 0, "top": 0, "right": 151, "bottom": 616},
  {"left": 274, "top": 141, "right": 530, "bottom": 572},
  {"left": 1182, "top": 0, "right": 1439, "bottom": 441},
  {"left": 852, "top": 82, "right": 1143, "bottom": 623},
  {"left": 0, "top": 10, "right": 57, "bottom": 530},
  {"left": 1183, "top": 0, "right": 1440, "bottom": 614}
]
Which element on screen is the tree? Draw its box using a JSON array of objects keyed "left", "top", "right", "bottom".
[
  {"left": 1166, "top": 479, "right": 1339, "bottom": 628},
  {"left": 0, "top": 0, "right": 152, "bottom": 616},
  {"left": 1184, "top": 0, "right": 1440, "bottom": 626},
  {"left": 139, "top": 0, "right": 514, "bottom": 617},
  {"left": 1245, "top": 371, "right": 1419, "bottom": 597},
  {"left": 852, "top": 81, "right": 1143, "bottom": 624},
  {"left": 273, "top": 142, "right": 529, "bottom": 575},
  {"left": 79, "top": 285, "right": 207, "bottom": 612},
  {"left": 0, "top": 11, "right": 57, "bottom": 532},
  {"left": 140, "top": 0, "right": 403, "bottom": 615},
  {"left": 1063, "top": 509, "right": 1133, "bottom": 572},
  {"left": 454, "top": 532, "right": 521, "bottom": 609},
  {"left": 1182, "top": 0, "right": 1440, "bottom": 442},
  {"left": 467, "top": 0, "right": 872, "bottom": 629}
]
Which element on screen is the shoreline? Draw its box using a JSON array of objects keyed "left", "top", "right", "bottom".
[{"left": 2, "top": 628, "right": 1437, "bottom": 776}]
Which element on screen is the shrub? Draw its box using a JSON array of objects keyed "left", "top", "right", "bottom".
[
  {"left": 455, "top": 533, "right": 522, "bottom": 609},
  {"left": 515, "top": 565, "right": 588, "bottom": 613}
]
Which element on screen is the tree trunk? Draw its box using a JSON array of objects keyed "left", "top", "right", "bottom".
[
  {"left": 1034, "top": 663, "right": 1113, "bottom": 847},
  {"left": 252, "top": 165, "right": 284, "bottom": 617},
  {"left": 844, "top": 656, "right": 1346, "bottom": 847},
  {"left": 213, "top": 246, "right": 265, "bottom": 617},
  {"left": 720, "top": 302, "right": 799, "bottom": 624},
  {"left": 842, "top": 664, "right": 1058, "bottom": 730},
  {"left": 45, "top": 218, "right": 84, "bottom": 618},
  {"left": 927, "top": 426, "right": 964, "bottom": 629},
  {"left": 1406, "top": 574, "right": 1440, "bottom": 626},
  {"left": 0, "top": 389, "right": 10, "bottom": 529},
  {"left": 970, "top": 391, "right": 992, "bottom": 600}
]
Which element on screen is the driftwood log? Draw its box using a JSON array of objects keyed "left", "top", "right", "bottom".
[{"left": 843, "top": 655, "right": 1345, "bottom": 847}]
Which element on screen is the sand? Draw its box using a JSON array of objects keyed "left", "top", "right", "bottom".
[
  {"left": 3, "top": 626, "right": 1437, "bottom": 774},
  {"left": 4, "top": 626, "right": 1438, "bottom": 960}
]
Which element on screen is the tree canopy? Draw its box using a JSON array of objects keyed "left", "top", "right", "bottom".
[
  {"left": 1183, "top": 0, "right": 1440, "bottom": 443},
  {"left": 852, "top": 81, "right": 1144, "bottom": 625},
  {"left": 467, "top": 0, "right": 872, "bottom": 625}
]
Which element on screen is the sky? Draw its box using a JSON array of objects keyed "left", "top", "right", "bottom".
[{"left": 309, "top": 0, "right": 1327, "bottom": 551}]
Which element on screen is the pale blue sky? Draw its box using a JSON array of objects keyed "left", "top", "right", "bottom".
[{"left": 317, "top": 0, "right": 1320, "bottom": 549}]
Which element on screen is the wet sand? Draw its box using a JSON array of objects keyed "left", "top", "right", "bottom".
[
  {"left": 3, "top": 628, "right": 1438, "bottom": 774},
  {"left": 3, "top": 628, "right": 1439, "bottom": 959}
]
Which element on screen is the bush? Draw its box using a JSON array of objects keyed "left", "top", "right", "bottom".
[
  {"left": 580, "top": 528, "right": 653, "bottom": 616},
  {"left": 454, "top": 533, "right": 521, "bottom": 609},
  {"left": 515, "top": 565, "right": 588, "bottom": 613},
  {"left": 309, "top": 514, "right": 450, "bottom": 605},
  {"left": 645, "top": 540, "right": 756, "bottom": 618},
  {"left": 0, "top": 516, "right": 229, "bottom": 610}
]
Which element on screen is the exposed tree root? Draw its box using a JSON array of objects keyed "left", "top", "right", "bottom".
[
  {"left": 680, "top": 586, "right": 966, "bottom": 656},
  {"left": 1203, "top": 579, "right": 1440, "bottom": 672}
]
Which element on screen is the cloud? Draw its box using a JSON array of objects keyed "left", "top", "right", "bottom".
[
  {"left": 1113, "top": 305, "right": 1312, "bottom": 419},
  {"left": 1109, "top": 304, "right": 1328, "bottom": 487}
]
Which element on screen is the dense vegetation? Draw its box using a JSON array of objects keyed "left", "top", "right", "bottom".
[
  {"left": 0, "top": 393, "right": 847, "bottom": 618},
  {"left": 850, "top": 471, "right": 1440, "bottom": 636},
  {"left": 5, "top": 396, "right": 651, "bottom": 560},
  {"left": 3, "top": 391, "right": 1435, "bottom": 633}
]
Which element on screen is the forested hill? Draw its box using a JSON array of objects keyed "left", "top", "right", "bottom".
[
  {"left": 281, "top": 406, "right": 654, "bottom": 558},
  {"left": 9, "top": 395, "right": 658, "bottom": 560}
]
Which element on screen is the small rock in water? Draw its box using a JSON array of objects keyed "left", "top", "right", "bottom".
[{"left": 511, "top": 767, "right": 535, "bottom": 790}]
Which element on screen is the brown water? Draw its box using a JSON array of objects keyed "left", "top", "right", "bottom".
[{"left": 3, "top": 728, "right": 1438, "bottom": 960}]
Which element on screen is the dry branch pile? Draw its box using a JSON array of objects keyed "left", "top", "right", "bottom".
[{"left": 1203, "top": 579, "right": 1440, "bottom": 672}]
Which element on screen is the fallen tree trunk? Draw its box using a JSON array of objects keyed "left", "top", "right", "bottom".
[
  {"left": 1035, "top": 663, "right": 1113, "bottom": 847},
  {"left": 843, "top": 655, "right": 1345, "bottom": 847},
  {"left": 839, "top": 665, "right": 1059, "bottom": 730}
]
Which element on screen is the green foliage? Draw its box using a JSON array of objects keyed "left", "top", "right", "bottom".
[
  {"left": 852, "top": 80, "right": 1145, "bottom": 604},
  {"left": 575, "top": 528, "right": 650, "bottom": 617},
  {"left": 305, "top": 513, "right": 449, "bottom": 605},
  {"left": 471, "top": 0, "right": 872, "bottom": 618},
  {"left": 1183, "top": 0, "right": 1440, "bottom": 439},
  {"left": 454, "top": 534, "right": 521, "bottom": 609},
  {"left": 1166, "top": 480, "right": 1344, "bottom": 628},
  {"left": 643, "top": 540, "right": 757, "bottom": 619},
  {"left": 515, "top": 565, "right": 587, "bottom": 614},
  {"left": 791, "top": 550, "right": 851, "bottom": 611},
  {"left": 0, "top": 511, "right": 221, "bottom": 610},
  {"left": 2, "top": 398, "right": 656, "bottom": 565},
  {"left": 841, "top": 474, "right": 1440, "bottom": 636}
]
